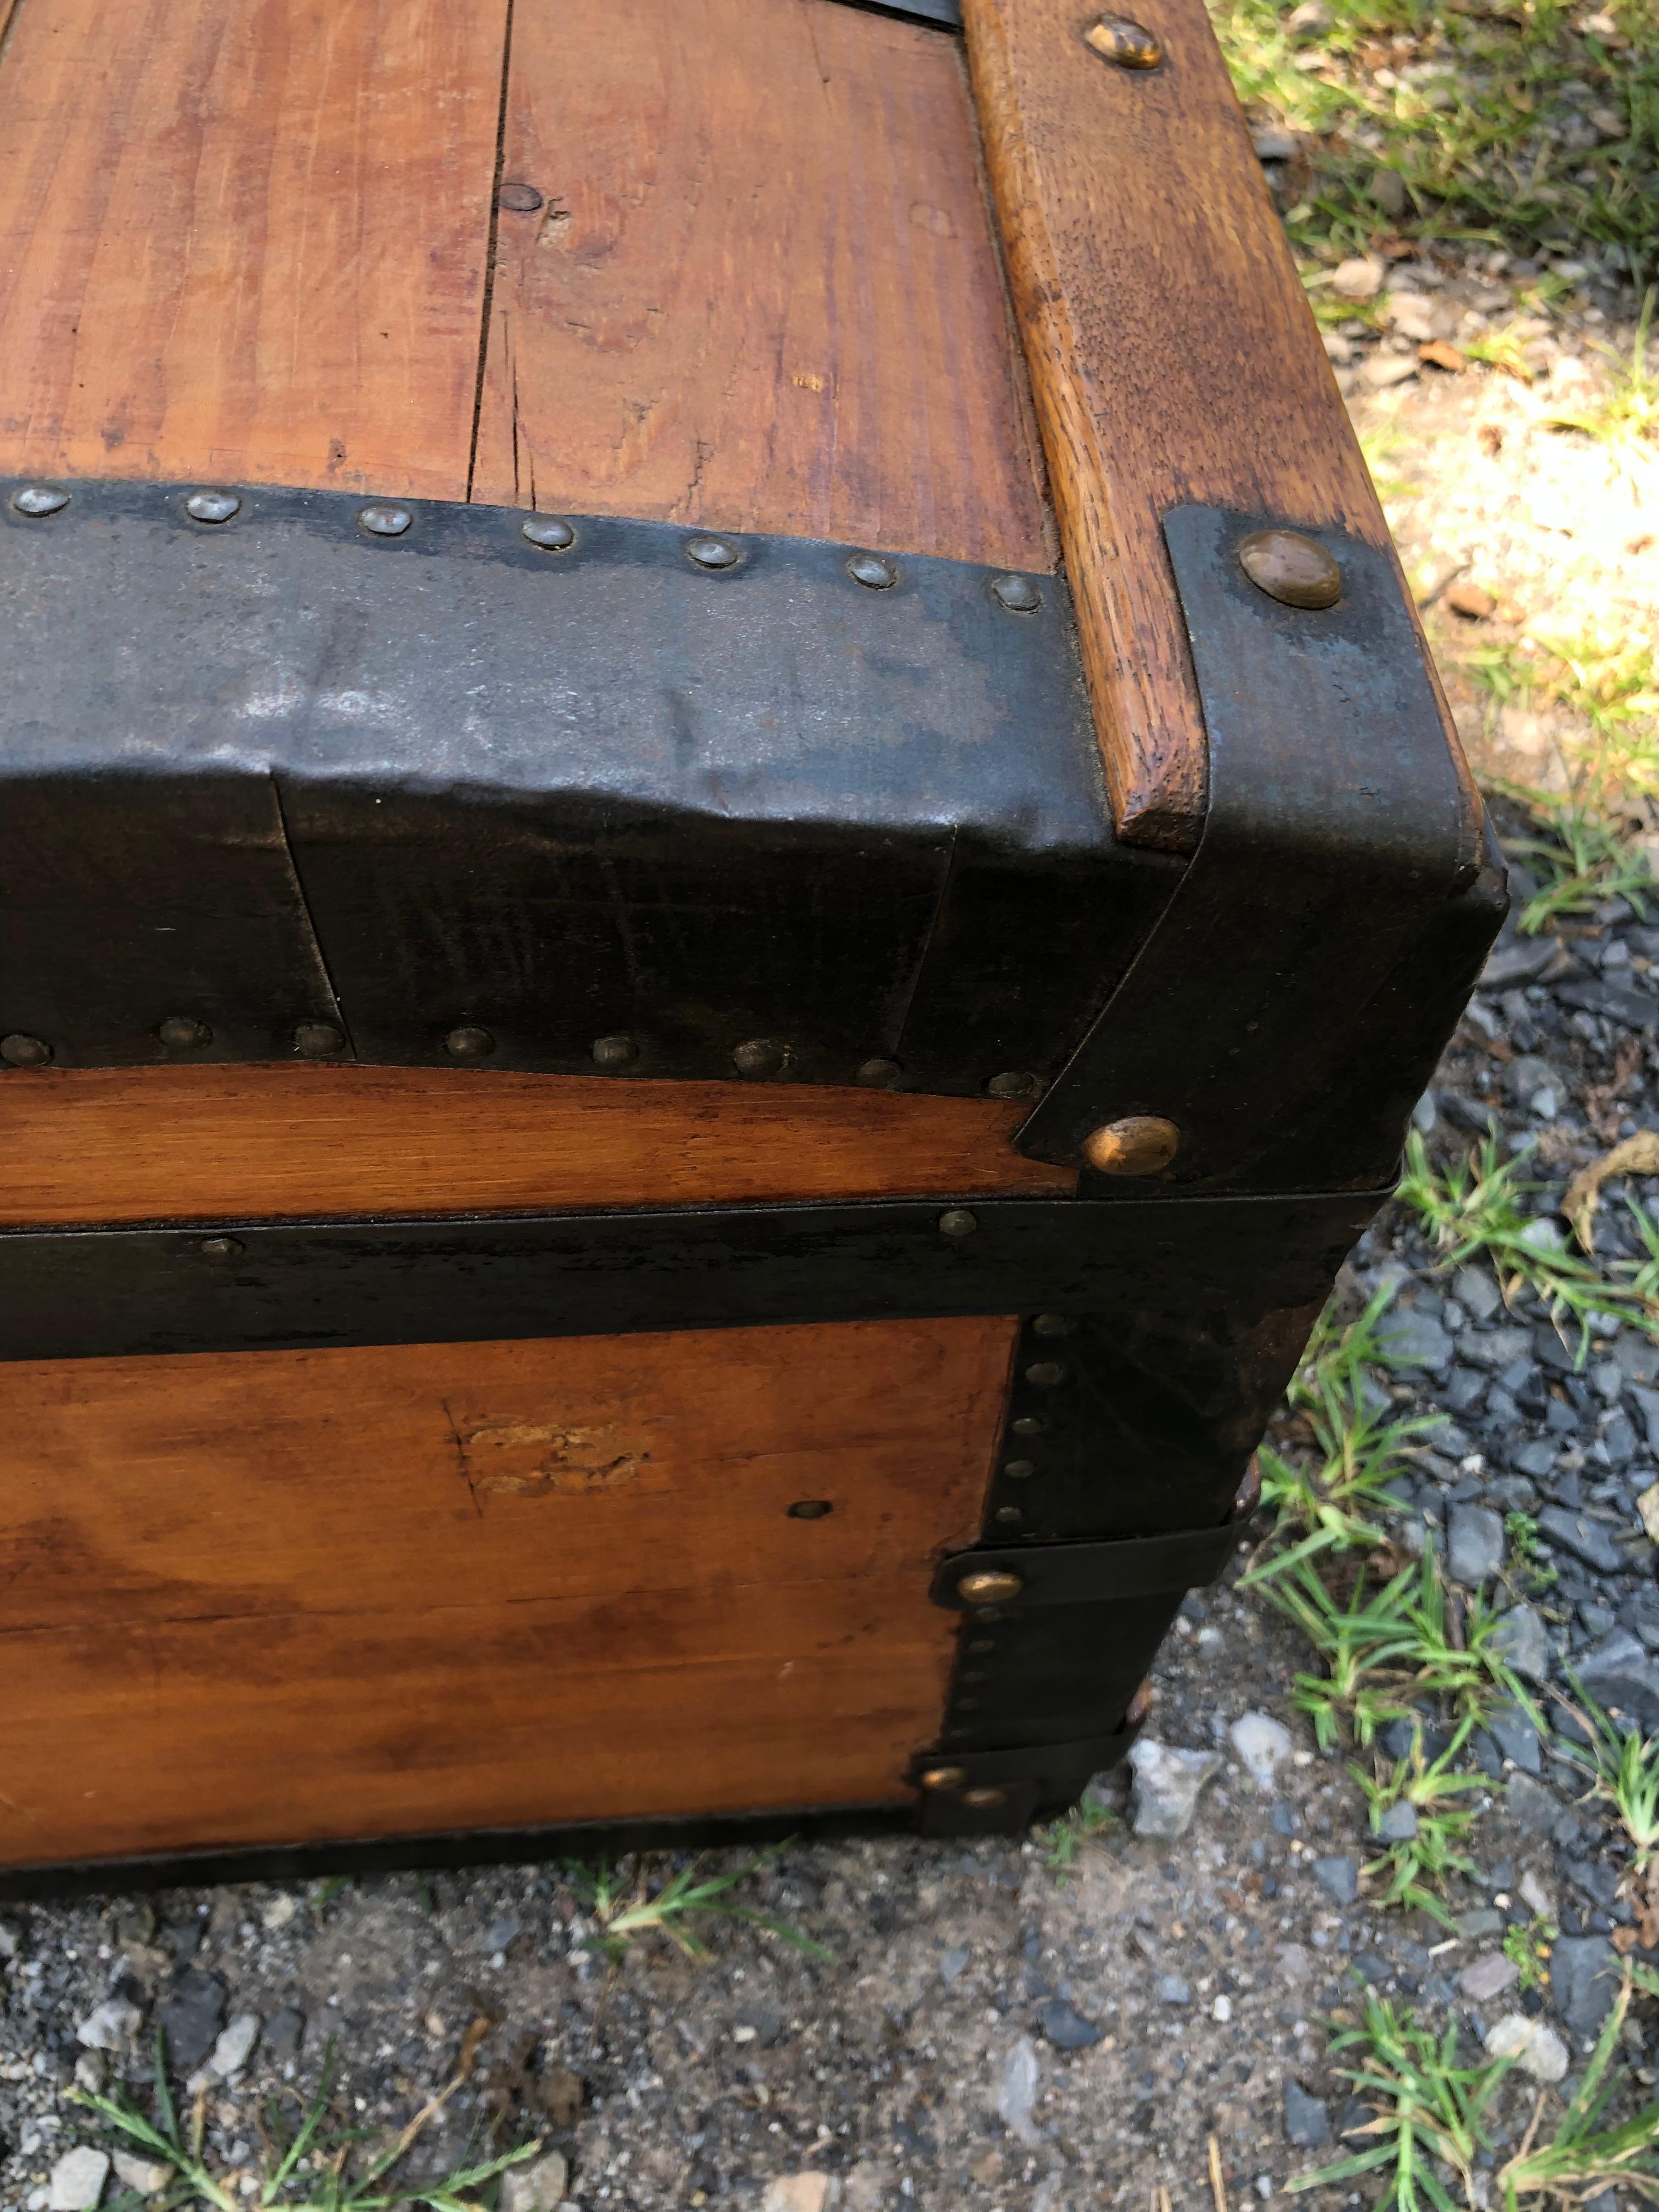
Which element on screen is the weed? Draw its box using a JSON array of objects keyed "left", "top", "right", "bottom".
[
  {"left": 1504, "top": 1510, "right": 1559, "bottom": 1597},
  {"left": 560, "top": 1849, "right": 832, "bottom": 1962},
  {"left": 1397, "top": 1128, "right": 1659, "bottom": 1357},
  {"left": 70, "top": 2028, "right": 535, "bottom": 2212},
  {"left": 1041, "top": 1796, "right": 1121, "bottom": 1879},
  {"left": 1500, "top": 1970, "right": 1659, "bottom": 2204},
  {"left": 1546, "top": 288, "right": 1659, "bottom": 481},
  {"left": 1502, "top": 1912, "right": 1556, "bottom": 1994},
  {"left": 1555, "top": 1674, "right": 1659, "bottom": 1937},
  {"left": 1352, "top": 1716, "right": 1485, "bottom": 1927}
]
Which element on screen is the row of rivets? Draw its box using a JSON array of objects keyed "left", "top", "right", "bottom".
[{"left": 4, "top": 485, "right": 1046, "bottom": 612}]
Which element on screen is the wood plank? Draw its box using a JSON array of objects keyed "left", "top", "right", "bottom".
[
  {"left": 472, "top": 0, "right": 1052, "bottom": 571},
  {"left": 961, "top": 0, "right": 1437, "bottom": 851},
  {"left": 0, "top": 1065, "right": 1073, "bottom": 1225},
  {"left": 0, "top": 1315, "right": 1009, "bottom": 1863},
  {"left": 0, "top": 0, "right": 506, "bottom": 498}
]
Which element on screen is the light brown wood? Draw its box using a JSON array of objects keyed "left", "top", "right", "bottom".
[
  {"left": 961, "top": 0, "right": 1426, "bottom": 851},
  {"left": 0, "top": 1064, "right": 1073, "bottom": 1225},
  {"left": 0, "top": 0, "right": 505, "bottom": 498},
  {"left": 472, "top": 0, "right": 1053, "bottom": 570},
  {"left": 0, "top": 1316, "right": 1011, "bottom": 1864}
]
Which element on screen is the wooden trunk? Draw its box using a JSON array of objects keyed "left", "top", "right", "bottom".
[{"left": 0, "top": 0, "right": 1501, "bottom": 1892}]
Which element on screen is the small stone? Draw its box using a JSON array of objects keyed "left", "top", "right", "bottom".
[
  {"left": 262, "top": 2007, "right": 304, "bottom": 2062},
  {"left": 1127, "top": 1739, "right": 1222, "bottom": 1839},
  {"left": 1371, "top": 166, "right": 1409, "bottom": 218},
  {"left": 1538, "top": 1508, "right": 1625, "bottom": 1575},
  {"left": 1383, "top": 1307, "right": 1454, "bottom": 1372},
  {"left": 73, "top": 2053, "right": 105, "bottom": 2094},
  {"left": 1459, "top": 1953, "right": 1520, "bottom": 2002},
  {"left": 1251, "top": 125, "right": 1299, "bottom": 160},
  {"left": 1313, "top": 1855, "right": 1358, "bottom": 1906},
  {"left": 1284, "top": 2083, "right": 1330, "bottom": 2148},
  {"left": 1449, "top": 1503, "right": 1505, "bottom": 1585},
  {"left": 995, "top": 2036, "right": 1042, "bottom": 2147},
  {"left": 1492, "top": 1604, "right": 1552, "bottom": 1684},
  {"left": 940, "top": 1946, "right": 970, "bottom": 1984},
  {"left": 259, "top": 1895, "right": 298, "bottom": 1932},
  {"left": 111, "top": 2149, "right": 174, "bottom": 2196},
  {"left": 1446, "top": 579, "right": 1497, "bottom": 620},
  {"left": 157, "top": 1971, "right": 227, "bottom": 2074},
  {"left": 1458, "top": 1909, "right": 1504, "bottom": 1940},
  {"left": 76, "top": 1999, "right": 141, "bottom": 2052},
  {"left": 1520, "top": 1870, "right": 1556, "bottom": 1919},
  {"left": 1639, "top": 1482, "right": 1659, "bottom": 1545},
  {"left": 1485, "top": 2013, "right": 1570, "bottom": 2083},
  {"left": 483, "top": 1915, "right": 522, "bottom": 1953},
  {"left": 1375, "top": 1802, "right": 1418, "bottom": 1842},
  {"left": 1036, "top": 1997, "right": 1104, "bottom": 2050},
  {"left": 209, "top": 2013, "right": 259, "bottom": 2079},
  {"left": 1331, "top": 256, "right": 1384, "bottom": 301},
  {"left": 1453, "top": 1265, "right": 1503, "bottom": 1322},
  {"left": 1212, "top": 1994, "right": 1234, "bottom": 2022},
  {"left": 1158, "top": 1974, "right": 1192, "bottom": 2005},
  {"left": 1506, "top": 1773, "right": 1561, "bottom": 1835},
  {"left": 1489, "top": 1703, "right": 1542, "bottom": 1774},
  {"left": 48, "top": 2148, "right": 109, "bottom": 2211},
  {"left": 503, "top": 2152, "right": 573, "bottom": 2212},
  {"left": 1551, "top": 1935, "right": 1621, "bottom": 2037},
  {"left": 1358, "top": 353, "right": 1419, "bottom": 391},
  {"left": 1577, "top": 1631, "right": 1659, "bottom": 1729},
  {"left": 1229, "top": 1711, "right": 1293, "bottom": 1791}
]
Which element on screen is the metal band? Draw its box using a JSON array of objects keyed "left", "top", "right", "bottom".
[
  {"left": 1016, "top": 506, "right": 1500, "bottom": 1189},
  {"left": 0, "top": 1187, "right": 1379, "bottom": 1362},
  {"left": 930, "top": 1523, "right": 1239, "bottom": 1610}
]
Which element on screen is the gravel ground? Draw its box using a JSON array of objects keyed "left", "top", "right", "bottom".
[{"left": 9, "top": 249, "right": 1659, "bottom": 2212}]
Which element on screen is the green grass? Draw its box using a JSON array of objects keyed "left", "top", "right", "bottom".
[
  {"left": 1546, "top": 287, "right": 1659, "bottom": 477},
  {"left": 1504, "top": 1510, "right": 1559, "bottom": 1597},
  {"left": 558, "top": 1849, "right": 831, "bottom": 1962},
  {"left": 70, "top": 2033, "right": 537, "bottom": 2212},
  {"left": 1502, "top": 1912, "right": 1557, "bottom": 1994},
  {"left": 1396, "top": 1129, "right": 1659, "bottom": 1358},
  {"left": 1040, "top": 1795, "right": 1121, "bottom": 1879},
  {"left": 1352, "top": 1716, "right": 1485, "bottom": 1927}
]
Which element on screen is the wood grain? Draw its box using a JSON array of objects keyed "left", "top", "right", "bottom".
[
  {"left": 0, "top": 0, "right": 505, "bottom": 498},
  {"left": 0, "top": 1316, "right": 1010, "bottom": 1863},
  {"left": 961, "top": 0, "right": 1435, "bottom": 850},
  {"left": 472, "top": 0, "right": 1052, "bottom": 570},
  {"left": 0, "top": 1065, "right": 1073, "bottom": 1224}
]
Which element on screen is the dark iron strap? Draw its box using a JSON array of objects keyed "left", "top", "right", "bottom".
[
  {"left": 0, "top": 1187, "right": 1379, "bottom": 1362},
  {"left": 930, "top": 1523, "right": 1239, "bottom": 1610},
  {"left": 1017, "top": 506, "right": 1502, "bottom": 1192}
]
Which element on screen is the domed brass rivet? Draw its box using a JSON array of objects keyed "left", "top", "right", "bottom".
[
  {"left": 444, "top": 1024, "right": 495, "bottom": 1060},
  {"left": 293, "top": 1022, "right": 345, "bottom": 1058},
  {"left": 962, "top": 1785, "right": 1008, "bottom": 1809},
  {"left": 855, "top": 1057, "right": 902, "bottom": 1088},
  {"left": 358, "top": 502, "right": 413, "bottom": 537},
  {"left": 592, "top": 1034, "right": 638, "bottom": 1070},
  {"left": 1237, "top": 528, "right": 1342, "bottom": 610},
  {"left": 11, "top": 484, "right": 69, "bottom": 517},
  {"left": 846, "top": 551, "right": 898, "bottom": 590},
  {"left": 686, "top": 534, "right": 740, "bottom": 569},
  {"left": 1082, "top": 1115, "right": 1182, "bottom": 1176},
  {"left": 199, "top": 1235, "right": 243, "bottom": 1262},
  {"left": 185, "top": 489, "right": 241, "bottom": 524},
  {"left": 522, "top": 515, "right": 575, "bottom": 551},
  {"left": 733, "top": 1037, "right": 786, "bottom": 1077},
  {"left": 986, "top": 1069, "right": 1038, "bottom": 1101},
  {"left": 1085, "top": 14, "right": 1165, "bottom": 67},
  {"left": 1127, "top": 1678, "right": 1155, "bottom": 1726},
  {"left": 957, "top": 1568, "right": 1024, "bottom": 1607},
  {"left": 919, "top": 1766, "right": 967, "bottom": 1791},
  {"left": 938, "top": 1209, "right": 978, "bottom": 1238},
  {"left": 1, "top": 1032, "right": 51, "bottom": 1066},
  {"left": 157, "top": 1015, "right": 212, "bottom": 1050}
]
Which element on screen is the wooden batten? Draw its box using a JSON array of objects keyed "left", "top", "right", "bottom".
[
  {"left": 0, "top": 1315, "right": 1012, "bottom": 1864},
  {"left": 0, "top": 1065, "right": 1074, "bottom": 1226}
]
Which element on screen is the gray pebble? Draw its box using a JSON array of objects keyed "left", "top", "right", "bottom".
[
  {"left": 1551, "top": 1935, "right": 1621, "bottom": 2037},
  {"left": 1488, "top": 1703, "right": 1542, "bottom": 1774},
  {"left": 1284, "top": 2083, "right": 1330, "bottom": 2148},
  {"left": 1375, "top": 1802, "right": 1418, "bottom": 1842},
  {"left": 1036, "top": 1997, "right": 1105, "bottom": 2050},
  {"left": 1506, "top": 1773, "right": 1561, "bottom": 1836},
  {"left": 1538, "top": 1508, "right": 1625, "bottom": 1575},
  {"left": 1459, "top": 1953, "right": 1520, "bottom": 2002},
  {"left": 1577, "top": 1629, "right": 1659, "bottom": 1729},
  {"left": 1384, "top": 1307, "right": 1455, "bottom": 1373},
  {"left": 157, "top": 1970, "right": 228, "bottom": 2074},
  {"left": 1157, "top": 1975, "right": 1192, "bottom": 2005},
  {"left": 1491, "top": 1604, "right": 1553, "bottom": 1684},
  {"left": 1453, "top": 1265, "right": 1503, "bottom": 1323},
  {"left": 1313, "top": 1856, "right": 1358, "bottom": 1906},
  {"left": 1449, "top": 1503, "right": 1505, "bottom": 1585},
  {"left": 263, "top": 2007, "right": 305, "bottom": 2062}
]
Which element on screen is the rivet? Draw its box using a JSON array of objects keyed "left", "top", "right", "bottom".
[
  {"left": 1237, "top": 528, "right": 1341, "bottom": 610},
  {"left": 787, "top": 1500, "right": 833, "bottom": 1520},
  {"left": 358, "top": 501, "right": 413, "bottom": 538},
  {"left": 962, "top": 1785, "right": 1008, "bottom": 1810},
  {"left": 591, "top": 1033, "right": 639, "bottom": 1071},
  {"left": 937, "top": 1208, "right": 978, "bottom": 1238},
  {"left": 0, "top": 1031, "right": 51, "bottom": 1066},
  {"left": 986, "top": 1070, "right": 1037, "bottom": 1101},
  {"left": 522, "top": 515, "right": 575, "bottom": 552},
  {"left": 11, "top": 484, "right": 69, "bottom": 517},
  {"left": 967, "top": 1639, "right": 995, "bottom": 1654},
  {"left": 991, "top": 573, "right": 1042, "bottom": 613},
  {"left": 1231, "top": 1453, "right": 1263, "bottom": 1522},
  {"left": 1127, "top": 1678, "right": 1154, "bottom": 1726},
  {"left": 686, "top": 533, "right": 740, "bottom": 569},
  {"left": 956, "top": 1695, "right": 983, "bottom": 1711},
  {"left": 957, "top": 1568, "right": 1023, "bottom": 1607},
  {"left": 1003, "top": 1458, "right": 1036, "bottom": 1480},
  {"left": 444, "top": 1024, "right": 495, "bottom": 1060},
  {"left": 497, "top": 180, "right": 544, "bottom": 212},
  {"left": 156, "top": 1015, "right": 211, "bottom": 1051},
  {"left": 198, "top": 1235, "right": 242, "bottom": 1262},
  {"left": 1025, "top": 1361, "right": 1066, "bottom": 1388},
  {"left": 846, "top": 551, "right": 898, "bottom": 590},
  {"left": 732, "top": 1036, "right": 786, "bottom": 1077},
  {"left": 961, "top": 1669, "right": 986, "bottom": 1684},
  {"left": 1084, "top": 13, "right": 1165, "bottom": 67},
  {"left": 855, "top": 1057, "right": 902, "bottom": 1088},
  {"left": 995, "top": 1505, "right": 1022, "bottom": 1525},
  {"left": 185, "top": 489, "right": 241, "bottom": 524},
  {"left": 1082, "top": 1114, "right": 1183, "bottom": 1176},
  {"left": 293, "top": 1021, "right": 345, "bottom": 1058},
  {"left": 1010, "top": 1415, "right": 1044, "bottom": 1437},
  {"left": 919, "top": 1767, "right": 967, "bottom": 1792},
  {"left": 1031, "top": 1313, "right": 1069, "bottom": 1337}
]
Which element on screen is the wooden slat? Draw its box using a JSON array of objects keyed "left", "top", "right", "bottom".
[
  {"left": 0, "top": 1065, "right": 1073, "bottom": 1225},
  {"left": 961, "top": 0, "right": 1408, "bottom": 851},
  {"left": 0, "top": 0, "right": 506, "bottom": 498},
  {"left": 472, "top": 0, "right": 1052, "bottom": 571},
  {"left": 0, "top": 1316, "right": 1009, "bottom": 1863}
]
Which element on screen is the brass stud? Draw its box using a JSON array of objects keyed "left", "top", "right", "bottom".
[
  {"left": 1127, "top": 1678, "right": 1154, "bottom": 1726},
  {"left": 185, "top": 489, "right": 241, "bottom": 524},
  {"left": 986, "top": 1069, "right": 1037, "bottom": 1101},
  {"left": 1237, "top": 528, "right": 1342, "bottom": 610},
  {"left": 1010, "top": 1415, "right": 1044, "bottom": 1437},
  {"left": 522, "top": 515, "right": 575, "bottom": 551},
  {"left": 0, "top": 1031, "right": 51, "bottom": 1066},
  {"left": 358, "top": 501, "right": 413, "bottom": 538},
  {"left": 961, "top": 1785, "right": 1008, "bottom": 1810},
  {"left": 10, "top": 484, "right": 69, "bottom": 517},
  {"left": 1003, "top": 1458, "right": 1036, "bottom": 1480},
  {"left": 995, "top": 1505, "right": 1022, "bottom": 1525},
  {"left": 1025, "top": 1361, "right": 1066, "bottom": 1388},
  {"left": 787, "top": 1499, "right": 833, "bottom": 1520},
  {"left": 497, "top": 181, "right": 544, "bottom": 212},
  {"left": 957, "top": 1568, "right": 1023, "bottom": 1607},
  {"left": 1031, "top": 1313, "right": 1069, "bottom": 1337},
  {"left": 686, "top": 533, "right": 740, "bottom": 570},
  {"left": 1085, "top": 13, "right": 1165, "bottom": 67},
  {"left": 855, "top": 1057, "right": 902, "bottom": 1088},
  {"left": 937, "top": 1208, "right": 978, "bottom": 1238},
  {"left": 198, "top": 1235, "right": 242, "bottom": 1262},
  {"left": 591, "top": 1033, "right": 639, "bottom": 1070},
  {"left": 157, "top": 1015, "right": 211, "bottom": 1051},
  {"left": 846, "top": 551, "right": 898, "bottom": 590},
  {"left": 1231, "top": 1453, "right": 1263, "bottom": 1522},
  {"left": 444, "top": 1024, "right": 495, "bottom": 1060},
  {"left": 732, "top": 1036, "right": 786, "bottom": 1077},
  {"left": 292, "top": 1021, "right": 345, "bottom": 1058},
  {"left": 918, "top": 1765, "right": 967, "bottom": 1791},
  {"left": 1081, "top": 1114, "right": 1182, "bottom": 1176},
  {"left": 990, "top": 573, "right": 1042, "bottom": 613}
]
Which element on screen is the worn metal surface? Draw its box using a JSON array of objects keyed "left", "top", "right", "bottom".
[
  {"left": 1017, "top": 505, "right": 1504, "bottom": 1189},
  {"left": 0, "top": 479, "right": 1178, "bottom": 1088},
  {"left": 0, "top": 1188, "right": 1377, "bottom": 1362}
]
